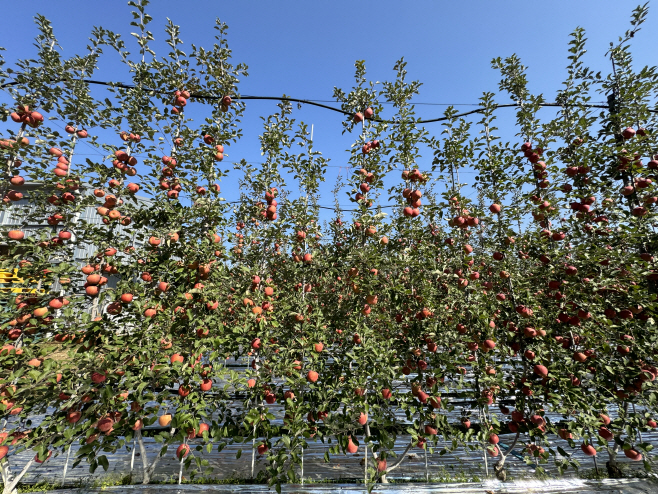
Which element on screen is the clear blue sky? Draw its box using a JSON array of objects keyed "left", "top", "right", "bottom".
[{"left": 1, "top": 1, "right": 656, "bottom": 219}]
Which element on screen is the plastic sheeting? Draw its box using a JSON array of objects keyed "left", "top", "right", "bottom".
[{"left": 19, "top": 477, "right": 658, "bottom": 494}]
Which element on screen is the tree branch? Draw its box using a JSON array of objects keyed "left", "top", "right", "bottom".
[
  {"left": 501, "top": 430, "right": 520, "bottom": 463},
  {"left": 384, "top": 441, "right": 414, "bottom": 474}
]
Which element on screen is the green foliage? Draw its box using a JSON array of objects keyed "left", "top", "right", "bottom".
[{"left": 0, "top": 2, "right": 657, "bottom": 491}]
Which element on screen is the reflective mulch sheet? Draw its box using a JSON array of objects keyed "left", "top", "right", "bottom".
[{"left": 19, "top": 477, "right": 658, "bottom": 494}]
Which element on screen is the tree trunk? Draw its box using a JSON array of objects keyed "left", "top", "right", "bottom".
[
  {"left": 606, "top": 444, "right": 623, "bottom": 479},
  {"left": 378, "top": 441, "right": 413, "bottom": 483},
  {"left": 136, "top": 430, "right": 150, "bottom": 484},
  {"left": 494, "top": 430, "right": 520, "bottom": 481},
  {"left": 1, "top": 459, "right": 33, "bottom": 494}
]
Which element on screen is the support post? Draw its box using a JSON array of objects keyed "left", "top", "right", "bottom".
[{"left": 62, "top": 444, "right": 72, "bottom": 485}]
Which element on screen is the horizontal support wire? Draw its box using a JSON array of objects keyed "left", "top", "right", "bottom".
[
  {"left": 3, "top": 77, "right": 654, "bottom": 213},
  {"left": 2, "top": 77, "right": 649, "bottom": 125}
]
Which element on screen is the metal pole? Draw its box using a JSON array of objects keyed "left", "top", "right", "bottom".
[
  {"left": 178, "top": 445, "right": 184, "bottom": 485},
  {"left": 62, "top": 444, "right": 71, "bottom": 484},
  {"left": 633, "top": 403, "right": 643, "bottom": 443},
  {"left": 479, "top": 407, "right": 489, "bottom": 478},
  {"left": 251, "top": 424, "right": 256, "bottom": 478},
  {"left": 589, "top": 430, "right": 600, "bottom": 477},
  {"left": 364, "top": 442, "right": 368, "bottom": 486},
  {"left": 130, "top": 439, "right": 136, "bottom": 478},
  {"left": 424, "top": 445, "right": 429, "bottom": 482}
]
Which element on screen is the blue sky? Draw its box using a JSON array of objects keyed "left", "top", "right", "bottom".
[{"left": 1, "top": 1, "right": 656, "bottom": 221}]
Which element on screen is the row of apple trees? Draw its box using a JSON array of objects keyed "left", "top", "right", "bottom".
[{"left": 0, "top": 2, "right": 658, "bottom": 493}]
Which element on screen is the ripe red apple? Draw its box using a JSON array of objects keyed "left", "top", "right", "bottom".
[
  {"left": 624, "top": 448, "right": 643, "bottom": 461},
  {"left": 264, "top": 392, "right": 276, "bottom": 404},
  {"left": 97, "top": 416, "right": 114, "bottom": 432},
  {"left": 91, "top": 371, "right": 106, "bottom": 384},
  {"left": 429, "top": 396, "right": 441, "bottom": 409},
  {"left": 598, "top": 426, "right": 613, "bottom": 441},
  {"left": 176, "top": 444, "right": 190, "bottom": 459},
  {"left": 622, "top": 127, "right": 636, "bottom": 139},
  {"left": 33, "top": 307, "right": 48, "bottom": 318},
  {"left": 581, "top": 443, "right": 597, "bottom": 456},
  {"left": 197, "top": 423, "right": 210, "bottom": 437},
  {"left": 307, "top": 371, "right": 319, "bottom": 383},
  {"left": 558, "top": 428, "right": 573, "bottom": 440},
  {"left": 424, "top": 425, "right": 437, "bottom": 436}
]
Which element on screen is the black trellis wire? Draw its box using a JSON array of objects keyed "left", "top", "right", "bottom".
[
  {"left": 3, "top": 77, "right": 655, "bottom": 213},
  {"left": 3, "top": 77, "right": 653, "bottom": 124}
]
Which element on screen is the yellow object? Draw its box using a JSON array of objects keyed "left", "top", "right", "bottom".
[{"left": 0, "top": 269, "right": 43, "bottom": 293}]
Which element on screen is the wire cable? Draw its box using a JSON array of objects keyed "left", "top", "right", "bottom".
[{"left": 1, "top": 77, "right": 644, "bottom": 125}]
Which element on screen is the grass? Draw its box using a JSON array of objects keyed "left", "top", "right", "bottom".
[
  {"left": 40, "top": 343, "right": 71, "bottom": 363},
  {"left": 16, "top": 483, "right": 62, "bottom": 493}
]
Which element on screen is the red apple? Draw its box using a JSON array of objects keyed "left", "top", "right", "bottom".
[
  {"left": 176, "top": 444, "right": 190, "bottom": 459},
  {"left": 581, "top": 443, "right": 597, "bottom": 456}
]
